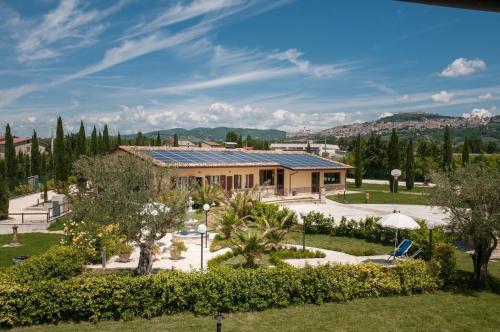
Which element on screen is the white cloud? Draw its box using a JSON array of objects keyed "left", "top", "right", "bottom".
[
  {"left": 398, "top": 94, "right": 410, "bottom": 102},
  {"left": 439, "top": 58, "right": 486, "bottom": 78},
  {"left": 364, "top": 81, "right": 397, "bottom": 95},
  {"left": 28, "top": 116, "right": 37, "bottom": 123},
  {"left": 462, "top": 108, "right": 493, "bottom": 119},
  {"left": 478, "top": 93, "right": 493, "bottom": 100},
  {"left": 431, "top": 91, "right": 453, "bottom": 103},
  {"left": 15, "top": 0, "right": 126, "bottom": 63},
  {"left": 379, "top": 112, "right": 393, "bottom": 119}
]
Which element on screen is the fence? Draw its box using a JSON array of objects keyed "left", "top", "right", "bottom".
[{"left": 3, "top": 202, "right": 72, "bottom": 224}]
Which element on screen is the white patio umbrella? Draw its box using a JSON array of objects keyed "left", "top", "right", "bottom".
[{"left": 377, "top": 210, "right": 420, "bottom": 249}]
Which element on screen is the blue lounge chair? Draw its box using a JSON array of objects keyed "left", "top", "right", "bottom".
[{"left": 388, "top": 239, "right": 413, "bottom": 261}]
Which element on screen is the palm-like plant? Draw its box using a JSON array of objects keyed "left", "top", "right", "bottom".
[
  {"left": 255, "top": 209, "right": 296, "bottom": 251},
  {"left": 230, "top": 229, "right": 269, "bottom": 267},
  {"left": 224, "top": 189, "right": 257, "bottom": 220},
  {"left": 191, "top": 183, "right": 225, "bottom": 206},
  {"left": 217, "top": 209, "right": 244, "bottom": 239}
]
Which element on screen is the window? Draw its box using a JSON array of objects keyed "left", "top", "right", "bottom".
[
  {"left": 173, "top": 177, "right": 193, "bottom": 189},
  {"left": 245, "top": 174, "right": 254, "bottom": 188},
  {"left": 206, "top": 175, "right": 220, "bottom": 185},
  {"left": 234, "top": 175, "right": 242, "bottom": 189},
  {"left": 259, "top": 169, "right": 275, "bottom": 185},
  {"left": 324, "top": 172, "right": 341, "bottom": 184}
]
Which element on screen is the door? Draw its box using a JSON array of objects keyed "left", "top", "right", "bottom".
[
  {"left": 226, "top": 175, "right": 233, "bottom": 192},
  {"left": 311, "top": 172, "right": 320, "bottom": 193},
  {"left": 277, "top": 169, "right": 285, "bottom": 196}
]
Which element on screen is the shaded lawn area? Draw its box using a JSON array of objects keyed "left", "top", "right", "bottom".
[
  {"left": 327, "top": 191, "right": 429, "bottom": 205},
  {"left": 0, "top": 233, "right": 62, "bottom": 269},
  {"left": 11, "top": 292, "right": 500, "bottom": 332},
  {"left": 285, "top": 232, "right": 393, "bottom": 256},
  {"left": 346, "top": 182, "right": 432, "bottom": 194}
]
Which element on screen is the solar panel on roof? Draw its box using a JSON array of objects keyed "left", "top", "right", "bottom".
[{"left": 147, "top": 150, "right": 345, "bottom": 169}]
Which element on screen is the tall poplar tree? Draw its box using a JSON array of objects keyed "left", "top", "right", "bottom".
[
  {"left": 354, "top": 134, "right": 363, "bottom": 187},
  {"left": 31, "top": 130, "right": 41, "bottom": 176},
  {"left": 90, "top": 126, "right": 98, "bottom": 156},
  {"left": 442, "top": 125, "right": 453, "bottom": 171},
  {"left": 53, "top": 116, "right": 68, "bottom": 183},
  {"left": 387, "top": 129, "right": 400, "bottom": 193},
  {"left": 102, "top": 125, "right": 111, "bottom": 153},
  {"left": 405, "top": 139, "right": 415, "bottom": 190},
  {"left": 4, "top": 124, "right": 17, "bottom": 183},
  {"left": 462, "top": 136, "right": 470, "bottom": 166},
  {"left": 76, "top": 121, "right": 86, "bottom": 156}
]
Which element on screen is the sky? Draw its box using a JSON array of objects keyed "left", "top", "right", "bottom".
[{"left": 0, "top": 0, "right": 499, "bottom": 137}]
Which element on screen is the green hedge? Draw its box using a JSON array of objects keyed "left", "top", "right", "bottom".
[
  {"left": 0, "top": 260, "right": 441, "bottom": 328},
  {"left": 0, "top": 246, "right": 85, "bottom": 284}
]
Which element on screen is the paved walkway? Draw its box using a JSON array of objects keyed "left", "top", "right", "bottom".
[
  {"left": 87, "top": 232, "right": 231, "bottom": 272},
  {"left": 0, "top": 191, "right": 59, "bottom": 234},
  {"left": 287, "top": 199, "right": 449, "bottom": 225}
]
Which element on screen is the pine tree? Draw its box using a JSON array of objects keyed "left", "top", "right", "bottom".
[
  {"left": 4, "top": 124, "right": 17, "bottom": 184},
  {"left": 135, "top": 132, "right": 144, "bottom": 146},
  {"left": 173, "top": 133, "right": 179, "bottom": 147},
  {"left": 354, "top": 134, "right": 363, "bottom": 187},
  {"left": 442, "top": 125, "right": 453, "bottom": 171},
  {"left": 90, "top": 126, "right": 98, "bottom": 156},
  {"left": 102, "top": 125, "right": 111, "bottom": 153},
  {"left": 462, "top": 136, "right": 470, "bottom": 166},
  {"left": 155, "top": 132, "right": 161, "bottom": 146},
  {"left": 0, "top": 160, "right": 8, "bottom": 220},
  {"left": 53, "top": 116, "right": 67, "bottom": 183},
  {"left": 387, "top": 129, "right": 400, "bottom": 193},
  {"left": 31, "top": 130, "right": 41, "bottom": 176},
  {"left": 117, "top": 132, "right": 122, "bottom": 146},
  {"left": 405, "top": 139, "right": 415, "bottom": 190},
  {"left": 76, "top": 121, "right": 86, "bottom": 156}
]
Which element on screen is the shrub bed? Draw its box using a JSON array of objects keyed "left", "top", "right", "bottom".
[{"left": 0, "top": 260, "right": 441, "bottom": 328}]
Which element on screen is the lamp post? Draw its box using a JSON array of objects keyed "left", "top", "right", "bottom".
[
  {"left": 300, "top": 212, "right": 307, "bottom": 251},
  {"left": 390, "top": 169, "right": 401, "bottom": 203},
  {"left": 197, "top": 224, "right": 207, "bottom": 271},
  {"left": 203, "top": 203, "right": 210, "bottom": 248},
  {"left": 215, "top": 313, "right": 224, "bottom": 332}
]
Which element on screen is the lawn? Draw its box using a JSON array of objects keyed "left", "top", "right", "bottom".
[
  {"left": 327, "top": 191, "right": 429, "bottom": 205},
  {"left": 0, "top": 233, "right": 63, "bottom": 269},
  {"left": 346, "top": 182, "right": 432, "bottom": 194},
  {"left": 285, "top": 232, "right": 393, "bottom": 256},
  {"left": 11, "top": 292, "right": 500, "bottom": 332}
]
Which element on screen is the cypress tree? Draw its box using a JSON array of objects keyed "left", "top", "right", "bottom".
[
  {"left": 155, "top": 132, "right": 161, "bottom": 146},
  {"left": 4, "top": 124, "right": 17, "bottom": 183},
  {"left": 117, "top": 132, "right": 122, "bottom": 146},
  {"left": 173, "top": 133, "right": 179, "bottom": 147},
  {"left": 76, "top": 121, "right": 86, "bottom": 156},
  {"left": 354, "top": 134, "right": 363, "bottom": 187},
  {"left": 90, "top": 126, "right": 98, "bottom": 156},
  {"left": 17, "top": 152, "right": 25, "bottom": 179},
  {"left": 31, "top": 130, "right": 41, "bottom": 176},
  {"left": 442, "top": 125, "right": 453, "bottom": 171},
  {"left": 387, "top": 129, "right": 400, "bottom": 193},
  {"left": 306, "top": 142, "right": 312, "bottom": 153},
  {"left": 462, "top": 136, "right": 470, "bottom": 166},
  {"left": 102, "top": 125, "right": 111, "bottom": 153},
  {"left": 237, "top": 135, "right": 243, "bottom": 148},
  {"left": 405, "top": 139, "right": 415, "bottom": 190},
  {"left": 53, "top": 116, "right": 68, "bottom": 183},
  {"left": 0, "top": 160, "right": 8, "bottom": 220},
  {"left": 97, "top": 132, "right": 103, "bottom": 154},
  {"left": 24, "top": 154, "right": 31, "bottom": 178}
]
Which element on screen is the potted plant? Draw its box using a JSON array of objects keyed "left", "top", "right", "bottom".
[
  {"left": 116, "top": 243, "right": 134, "bottom": 262},
  {"left": 169, "top": 241, "right": 187, "bottom": 260}
]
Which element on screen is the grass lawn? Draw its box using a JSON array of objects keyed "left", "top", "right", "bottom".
[
  {"left": 285, "top": 232, "right": 393, "bottom": 256},
  {"left": 327, "top": 191, "right": 429, "bottom": 205},
  {"left": 11, "top": 291, "right": 500, "bottom": 332},
  {"left": 0, "top": 233, "right": 62, "bottom": 269}
]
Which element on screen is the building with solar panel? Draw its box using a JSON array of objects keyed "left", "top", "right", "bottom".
[{"left": 118, "top": 146, "right": 353, "bottom": 198}]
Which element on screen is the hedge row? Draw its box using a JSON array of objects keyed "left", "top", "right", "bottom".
[{"left": 0, "top": 260, "right": 441, "bottom": 328}]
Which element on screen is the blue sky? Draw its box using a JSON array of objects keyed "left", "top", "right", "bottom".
[{"left": 0, "top": 0, "right": 499, "bottom": 137}]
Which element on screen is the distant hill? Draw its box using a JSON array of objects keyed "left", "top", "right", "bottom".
[
  {"left": 123, "top": 127, "right": 286, "bottom": 142},
  {"left": 376, "top": 112, "right": 455, "bottom": 123}
]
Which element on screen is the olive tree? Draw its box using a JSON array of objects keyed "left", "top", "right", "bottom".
[
  {"left": 429, "top": 165, "right": 499, "bottom": 287},
  {"left": 73, "top": 154, "right": 187, "bottom": 275}
]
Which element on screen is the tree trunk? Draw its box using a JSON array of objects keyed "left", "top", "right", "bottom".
[
  {"left": 135, "top": 241, "right": 154, "bottom": 275},
  {"left": 471, "top": 242, "right": 492, "bottom": 288}
]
